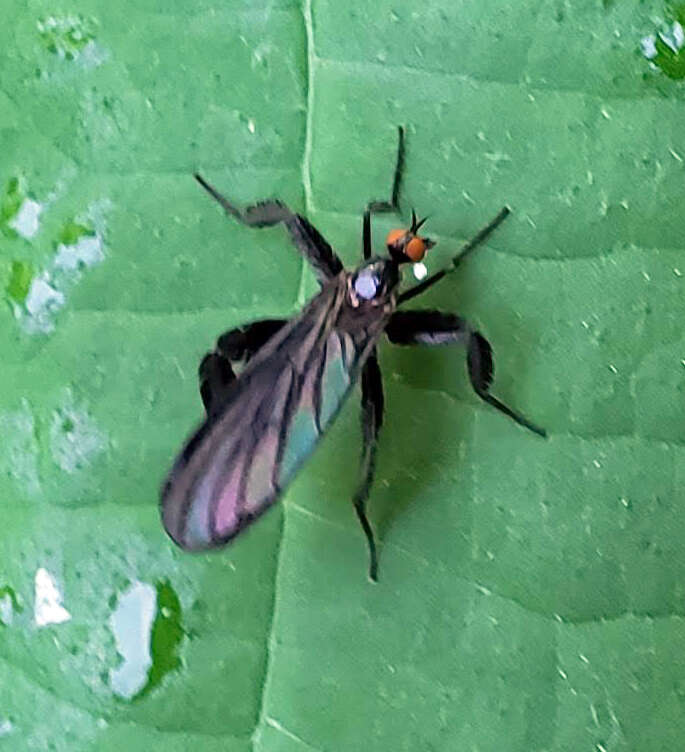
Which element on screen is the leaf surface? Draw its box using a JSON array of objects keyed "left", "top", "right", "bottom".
[{"left": 1, "top": 1, "right": 684, "bottom": 749}]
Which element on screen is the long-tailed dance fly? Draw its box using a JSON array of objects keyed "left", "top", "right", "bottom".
[{"left": 160, "top": 127, "right": 546, "bottom": 581}]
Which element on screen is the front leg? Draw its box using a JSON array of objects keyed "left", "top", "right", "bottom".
[
  {"left": 397, "top": 207, "right": 510, "bottom": 304},
  {"left": 386, "top": 311, "right": 546, "bottom": 437},
  {"left": 199, "top": 318, "right": 287, "bottom": 417},
  {"left": 362, "top": 125, "right": 405, "bottom": 259},
  {"left": 194, "top": 174, "right": 343, "bottom": 284}
]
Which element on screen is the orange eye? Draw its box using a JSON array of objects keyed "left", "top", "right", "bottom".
[
  {"left": 386, "top": 229, "right": 405, "bottom": 247},
  {"left": 405, "top": 236, "right": 427, "bottom": 262}
]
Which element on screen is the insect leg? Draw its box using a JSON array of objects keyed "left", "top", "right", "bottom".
[
  {"left": 199, "top": 318, "right": 287, "bottom": 416},
  {"left": 194, "top": 174, "right": 343, "bottom": 284},
  {"left": 386, "top": 310, "right": 546, "bottom": 437},
  {"left": 353, "top": 349, "right": 384, "bottom": 581},
  {"left": 362, "top": 125, "right": 405, "bottom": 259},
  {"left": 397, "top": 206, "right": 510, "bottom": 304},
  {"left": 198, "top": 352, "right": 236, "bottom": 416}
]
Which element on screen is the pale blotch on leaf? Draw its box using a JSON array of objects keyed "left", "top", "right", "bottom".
[
  {"left": 0, "top": 401, "right": 40, "bottom": 495},
  {"left": 21, "top": 273, "right": 66, "bottom": 334},
  {"left": 109, "top": 579, "right": 184, "bottom": 700},
  {"left": 8, "top": 198, "right": 42, "bottom": 239},
  {"left": 663, "top": 21, "right": 685, "bottom": 53},
  {"left": 49, "top": 390, "right": 107, "bottom": 474},
  {"left": 640, "top": 35, "right": 658, "bottom": 59},
  {"left": 0, "top": 586, "right": 22, "bottom": 627},
  {"left": 109, "top": 581, "right": 156, "bottom": 700},
  {"left": 640, "top": 21, "right": 685, "bottom": 79},
  {"left": 54, "top": 234, "right": 103, "bottom": 272},
  {"left": 37, "top": 15, "right": 104, "bottom": 67},
  {"left": 12, "top": 203, "right": 109, "bottom": 334},
  {"left": 0, "top": 595, "right": 13, "bottom": 626},
  {"left": 34, "top": 567, "right": 71, "bottom": 627}
]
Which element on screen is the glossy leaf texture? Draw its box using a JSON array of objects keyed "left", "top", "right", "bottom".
[{"left": 1, "top": 0, "right": 685, "bottom": 749}]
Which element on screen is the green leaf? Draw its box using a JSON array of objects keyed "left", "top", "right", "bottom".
[
  {"left": 6, "top": 260, "right": 34, "bottom": 304},
  {"left": 141, "top": 580, "right": 184, "bottom": 698},
  {"left": 57, "top": 221, "right": 96, "bottom": 247},
  {"left": 2, "top": 0, "right": 685, "bottom": 749},
  {"left": 0, "top": 177, "right": 24, "bottom": 236},
  {"left": 669, "top": 1, "right": 685, "bottom": 26}
]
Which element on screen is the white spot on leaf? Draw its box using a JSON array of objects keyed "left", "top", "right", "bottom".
[
  {"left": 640, "top": 35, "right": 657, "bottom": 59},
  {"left": 49, "top": 390, "right": 107, "bottom": 474},
  {"left": 22, "top": 275, "right": 66, "bottom": 332},
  {"left": 660, "top": 22, "right": 684, "bottom": 53},
  {"left": 0, "top": 595, "right": 14, "bottom": 626},
  {"left": 641, "top": 22, "right": 685, "bottom": 61},
  {"left": 37, "top": 15, "right": 106, "bottom": 68},
  {"left": 675, "top": 21, "right": 685, "bottom": 49},
  {"left": 9, "top": 199, "right": 42, "bottom": 239},
  {"left": 13, "top": 200, "right": 110, "bottom": 334},
  {"left": 109, "top": 581, "right": 156, "bottom": 699},
  {"left": 53, "top": 234, "right": 104, "bottom": 271},
  {"left": 34, "top": 568, "right": 71, "bottom": 627}
]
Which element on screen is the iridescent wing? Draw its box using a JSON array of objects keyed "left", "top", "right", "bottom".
[{"left": 161, "top": 273, "right": 391, "bottom": 550}]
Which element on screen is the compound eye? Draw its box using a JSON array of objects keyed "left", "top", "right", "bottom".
[
  {"left": 353, "top": 269, "right": 379, "bottom": 299},
  {"left": 405, "top": 236, "right": 427, "bottom": 262},
  {"left": 386, "top": 229, "right": 406, "bottom": 248}
]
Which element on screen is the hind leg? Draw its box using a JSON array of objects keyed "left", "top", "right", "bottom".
[
  {"left": 386, "top": 310, "right": 546, "bottom": 437},
  {"left": 199, "top": 318, "right": 287, "bottom": 416}
]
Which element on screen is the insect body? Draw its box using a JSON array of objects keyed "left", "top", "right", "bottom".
[{"left": 161, "top": 128, "right": 545, "bottom": 581}]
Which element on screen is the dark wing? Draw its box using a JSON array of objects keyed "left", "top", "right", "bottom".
[{"left": 161, "top": 274, "right": 389, "bottom": 550}]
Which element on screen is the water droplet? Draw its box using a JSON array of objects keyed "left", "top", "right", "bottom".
[{"left": 412, "top": 262, "right": 428, "bottom": 280}]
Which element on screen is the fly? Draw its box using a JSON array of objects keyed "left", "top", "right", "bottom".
[{"left": 160, "top": 127, "right": 546, "bottom": 581}]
